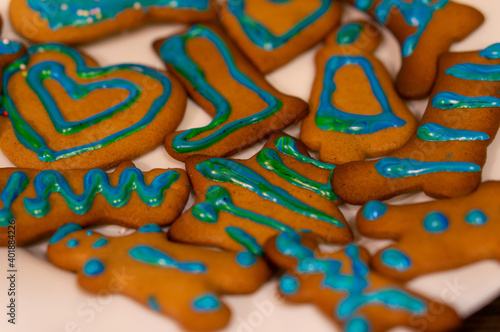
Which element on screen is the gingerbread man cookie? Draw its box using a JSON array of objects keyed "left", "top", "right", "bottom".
[
  {"left": 0, "top": 161, "right": 189, "bottom": 245},
  {"left": 47, "top": 224, "right": 271, "bottom": 331},
  {"left": 332, "top": 44, "right": 500, "bottom": 204},
  {"left": 154, "top": 24, "right": 308, "bottom": 161},
  {"left": 300, "top": 21, "right": 417, "bottom": 164}
]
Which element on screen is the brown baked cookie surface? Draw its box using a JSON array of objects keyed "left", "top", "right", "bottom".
[
  {"left": 219, "top": 0, "right": 342, "bottom": 73},
  {"left": 300, "top": 21, "right": 417, "bottom": 164},
  {"left": 332, "top": 44, "right": 500, "bottom": 205},
  {"left": 0, "top": 161, "right": 190, "bottom": 246},
  {"left": 47, "top": 224, "right": 271, "bottom": 331},
  {"left": 264, "top": 231, "right": 461, "bottom": 331},
  {"left": 346, "top": 0, "right": 483, "bottom": 98},
  {"left": 0, "top": 43, "right": 186, "bottom": 170},
  {"left": 154, "top": 24, "right": 308, "bottom": 161}
]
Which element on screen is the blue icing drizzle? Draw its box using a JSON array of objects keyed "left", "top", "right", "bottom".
[
  {"left": 375, "top": 157, "right": 481, "bottom": 178},
  {"left": 274, "top": 136, "right": 335, "bottom": 171},
  {"left": 236, "top": 251, "right": 257, "bottom": 267},
  {"left": 417, "top": 123, "right": 489, "bottom": 142},
  {"left": 446, "top": 63, "right": 500, "bottom": 81},
  {"left": 159, "top": 25, "right": 283, "bottom": 154},
  {"left": 191, "top": 293, "right": 221, "bottom": 312},
  {"left": 0, "top": 39, "right": 22, "bottom": 55},
  {"left": 92, "top": 238, "right": 109, "bottom": 248},
  {"left": 0, "top": 171, "right": 29, "bottom": 227},
  {"left": 423, "top": 212, "right": 449, "bottom": 233},
  {"left": 465, "top": 209, "right": 488, "bottom": 226},
  {"left": 380, "top": 248, "right": 412, "bottom": 271},
  {"left": 346, "top": 317, "right": 371, "bottom": 332},
  {"left": 27, "top": 0, "right": 210, "bottom": 30},
  {"left": 50, "top": 223, "right": 83, "bottom": 244},
  {"left": 67, "top": 238, "right": 79, "bottom": 248},
  {"left": 227, "top": 0, "right": 332, "bottom": 50},
  {"left": 374, "top": 0, "right": 449, "bottom": 57},
  {"left": 280, "top": 273, "right": 300, "bottom": 295},
  {"left": 137, "top": 224, "right": 163, "bottom": 233},
  {"left": 275, "top": 232, "right": 426, "bottom": 323},
  {"left": 147, "top": 296, "right": 161, "bottom": 312},
  {"left": 83, "top": 258, "right": 106, "bottom": 277},
  {"left": 129, "top": 245, "right": 207, "bottom": 273},
  {"left": 354, "top": 0, "right": 373, "bottom": 11},
  {"left": 362, "top": 201, "right": 387, "bottom": 220},
  {"left": 432, "top": 91, "right": 500, "bottom": 110},
  {"left": 336, "top": 23, "right": 364, "bottom": 45},
  {"left": 225, "top": 226, "right": 264, "bottom": 256},
  {"left": 316, "top": 55, "right": 406, "bottom": 134},
  {"left": 479, "top": 43, "right": 500, "bottom": 59}
]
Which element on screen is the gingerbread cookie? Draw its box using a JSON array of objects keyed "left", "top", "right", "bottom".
[
  {"left": 0, "top": 43, "right": 186, "bottom": 170},
  {"left": 264, "top": 231, "right": 461, "bottom": 331},
  {"left": 10, "top": 0, "right": 216, "bottom": 45},
  {"left": 332, "top": 44, "right": 500, "bottom": 205},
  {"left": 358, "top": 181, "right": 500, "bottom": 280},
  {"left": 346, "top": 0, "right": 483, "bottom": 98},
  {"left": 219, "top": 0, "right": 342, "bottom": 73},
  {"left": 47, "top": 224, "right": 271, "bottom": 331},
  {"left": 154, "top": 24, "right": 308, "bottom": 161},
  {"left": 0, "top": 161, "right": 189, "bottom": 246},
  {"left": 169, "top": 132, "right": 352, "bottom": 254},
  {"left": 300, "top": 21, "right": 417, "bottom": 164}
]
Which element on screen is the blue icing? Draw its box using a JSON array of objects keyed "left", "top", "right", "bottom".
[
  {"left": 275, "top": 232, "right": 426, "bottom": 322},
  {"left": 417, "top": 123, "right": 489, "bottom": 142},
  {"left": 336, "top": 23, "right": 364, "bottom": 45},
  {"left": 346, "top": 317, "right": 371, "bottom": 332},
  {"left": 148, "top": 296, "right": 161, "bottom": 312},
  {"left": 423, "top": 212, "right": 449, "bottom": 233},
  {"left": 479, "top": 43, "right": 500, "bottom": 59},
  {"left": 432, "top": 91, "right": 500, "bottom": 110},
  {"left": 67, "top": 238, "right": 79, "bottom": 248},
  {"left": 50, "top": 223, "right": 83, "bottom": 244},
  {"left": 83, "top": 258, "right": 106, "bottom": 277},
  {"left": 227, "top": 0, "right": 332, "bottom": 50},
  {"left": 137, "top": 224, "right": 163, "bottom": 233},
  {"left": 280, "top": 273, "right": 300, "bottom": 295},
  {"left": 316, "top": 55, "right": 406, "bottom": 134},
  {"left": 465, "top": 209, "right": 488, "bottom": 226},
  {"left": 0, "top": 39, "right": 22, "bottom": 55},
  {"left": 0, "top": 171, "right": 29, "bottom": 227},
  {"left": 225, "top": 226, "right": 264, "bottom": 256},
  {"left": 85, "top": 230, "right": 93, "bottom": 236},
  {"left": 191, "top": 293, "right": 221, "bottom": 312},
  {"left": 92, "top": 238, "right": 108, "bottom": 248},
  {"left": 236, "top": 251, "right": 257, "bottom": 267},
  {"left": 129, "top": 245, "right": 207, "bottom": 273},
  {"left": 362, "top": 201, "right": 387, "bottom": 220},
  {"left": 446, "top": 63, "right": 500, "bottom": 81},
  {"left": 374, "top": 0, "right": 449, "bottom": 57},
  {"left": 354, "top": 0, "right": 373, "bottom": 11},
  {"left": 380, "top": 248, "right": 412, "bottom": 271},
  {"left": 375, "top": 157, "right": 481, "bottom": 178}
]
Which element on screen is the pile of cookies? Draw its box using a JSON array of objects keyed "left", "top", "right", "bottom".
[{"left": 1, "top": 0, "right": 498, "bottom": 331}]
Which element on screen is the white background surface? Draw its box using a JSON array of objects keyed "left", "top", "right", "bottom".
[{"left": 1, "top": 0, "right": 500, "bottom": 331}]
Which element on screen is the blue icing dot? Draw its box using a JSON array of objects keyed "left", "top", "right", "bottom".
[
  {"left": 465, "top": 209, "right": 488, "bottom": 226},
  {"left": 67, "top": 238, "right": 79, "bottom": 248},
  {"left": 137, "top": 224, "right": 163, "bottom": 233},
  {"left": 280, "top": 274, "right": 300, "bottom": 295},
  {"left": 423, "top": 212, "right": 449, "bottom": 233},
  {"left": 83, "top": 258, "right": 105, "bottom": 277},
  {"left": 336, "top": 23, "right": 364, "bottom": 45},
  {"left": 92, "top": 238, "right": 108, "bottom": 248},
  {"left": 147, "top": 296, "right": 161, "bottom": 312},
  {"left": 381, "top": 248, "right": 411, "bottom": 271},
  {"left": 192, "top": 293, "right": 221, "bottom": 312},
  {"left": 86, "top": 230, "right": 93, "bottom": 236},
  {"left": 50, "top": 223, "right": 82, "bottom": 244},
  {"left": 346, "top": 316, "right": 371, "bottom": 332},
  {"left": 236, "top": 251, "right": 257, "bottom": 267},
  {"left": 362, "top": 201, "right": 387, "bottom": 220},
  {"left": 479, "top": 43, "right": 500, "bottom": 59}
]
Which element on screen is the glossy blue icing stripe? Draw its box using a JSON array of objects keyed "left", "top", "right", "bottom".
[
  {"left": 49, "top": 223, "right": 83, "bottom": 244},
  {"left": 227, "top": 0, "right": 332, "bottom": 50},
  {"left": 274, "top": 136, "right": 335, "bottom": 170},
  {"left": 137, "top": 224, "right": 163, "bottom": 233},
  {"left": 446, "top": 63, "right": 500, "bottom": 81},
  {"left": 316, "top": 55, "right": 406, "bottom": 134},
  {"left": 432, "top": 91, "right": 500, "bottom": 110},
  {"left": 479, "top": 43, "right": 500, "bottom": 59},
  {"left": 375, "top": 157, "right": 480, "bottom": 178},
  {"left": 129, "top": 245, "right": 207, "bottom": 273},
  {"left": 225, "top": 226, "right": 264, "bottom": 256},
  {"left": 0, "top": 39, "right": 22, "bottom": 55},
  {"left": 0, "top": 171, "right": 29, "bottom": 227},
  {"left": 336, "top": 23, "right": 364, "bottom": 45},
  {"left": 159, "top": 25, "right": 282, "bottom": 154},
  {"left": 417, "top": 123, "right": 489, "bottom": 142}
]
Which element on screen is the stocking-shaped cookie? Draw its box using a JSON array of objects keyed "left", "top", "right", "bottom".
[
  {"left": 346, "top": 0, "right": 483, "bottom": 98},
  {"left": 219, "top": 0, "right": 342, "bottom": 73},
  {"left": 0, "top": 161, "right": 189, "bottom": 245},
  {"left": 154, "top": 24, "right": 308, "bottom": 161},
  {"left": 357, "top": 181, "right": 500, "bottom": 280},
  {"left": 332, "top": 44, "right": 500, "bottom": 204},
  {"left": 169, "top": 132, "right": 352, "bottom": 255},
  {"left": 300, "top": 21, "right": 417, "bottom": 164},
  {"left": 47, "top": 224, "right": 271, "bottom": 331},
  {"left": 264, "top": 231, "right": 461, "bottom": 331}
]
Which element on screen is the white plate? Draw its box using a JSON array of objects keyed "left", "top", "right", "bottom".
[{"left": 1, "top": 0, "right": 500, "bottom": 331}]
